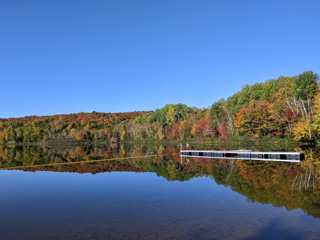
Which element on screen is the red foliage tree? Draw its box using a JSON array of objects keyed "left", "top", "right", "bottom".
[{"left": 218, "top": 123, "right": 228, "bottom": 139}]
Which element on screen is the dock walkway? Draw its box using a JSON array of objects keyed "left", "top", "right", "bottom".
[{"left": 180, "top": 150, "right": 304, "bottom": 162}]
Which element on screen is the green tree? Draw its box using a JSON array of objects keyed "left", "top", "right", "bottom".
[{"left": 292, "top": 71, "right": 319, "bottom": 101}]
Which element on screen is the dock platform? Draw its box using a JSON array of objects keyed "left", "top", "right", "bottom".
[{"left": 180, "top": 150, "right": 304, "bottom": 162}]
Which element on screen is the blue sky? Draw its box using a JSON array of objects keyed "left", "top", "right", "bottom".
[{"left": 1, "top": 0, "right": 319, "bottom": 118}]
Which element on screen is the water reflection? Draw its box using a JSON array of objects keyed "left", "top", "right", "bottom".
[{"left": 1, "top": 144, "right": 320, "bottom": 239}]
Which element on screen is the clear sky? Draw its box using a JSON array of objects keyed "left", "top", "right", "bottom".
[{"left": 1, "top": 0, "right": 319, "bottom": 118}]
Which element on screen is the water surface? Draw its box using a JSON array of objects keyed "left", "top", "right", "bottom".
[{"left": 1, "top": 144, "right": 320, "bottom": 239}]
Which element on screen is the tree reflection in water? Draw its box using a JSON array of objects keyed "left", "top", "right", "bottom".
[{"left": 1, "top": 143, "right": 320, "bottom": 219}]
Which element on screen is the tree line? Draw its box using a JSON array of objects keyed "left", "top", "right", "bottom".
[
  {"left": 0, "top": 111, "right": 150, "bottom": 144},
  {"left": 0, "top": 70, "right": 319, "bottom": 144}
]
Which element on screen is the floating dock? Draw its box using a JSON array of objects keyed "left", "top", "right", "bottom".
[{"left": 180, "top": 150, "right": 304, "bottom": 162}]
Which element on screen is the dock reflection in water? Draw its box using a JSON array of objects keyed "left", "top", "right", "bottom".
[{"left": 0, "top": 144, "right": 320, "bottom": 239}]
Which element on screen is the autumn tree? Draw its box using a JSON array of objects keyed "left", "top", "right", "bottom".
[
  {"left": 191, "top": 118, "right": 213, "bottom": 138},
  {"left": 172, "top": 123, "right": 180, "bottom": 139},
  {"left": 166, "top": 107, "right": 175, "bottom": 125},
  {"left": 235, "top": 107, "right": 251, "bottom": 136}
]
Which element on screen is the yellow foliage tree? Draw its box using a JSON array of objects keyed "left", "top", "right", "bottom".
[
  {"left": 75, "top": 131, "right": 84, "bottom": 141},
  {"left": 312, "top": 91, "right": 320, "bottom": 138},
  {"left": 293, "top": 118, "right": 315, "bottom": 141},
  {"left": 157, "top": 127, "right": 164, "bottom": 140},
  {"left": 166, "top": 107, "right": 175, "bottom": 125}
]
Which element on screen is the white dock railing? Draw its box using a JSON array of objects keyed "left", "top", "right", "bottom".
[{"left": 180, "top": 150, "right": 304, "bottom": 163}]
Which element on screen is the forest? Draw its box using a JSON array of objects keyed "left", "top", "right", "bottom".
[{"left": 0, "top": 70, "right": 319, "bottom": 145}]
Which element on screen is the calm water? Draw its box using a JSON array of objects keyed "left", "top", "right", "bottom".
[{"left": 1, "top": 144, "right": 320, "bottom": 239}]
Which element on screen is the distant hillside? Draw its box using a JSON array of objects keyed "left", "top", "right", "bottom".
[{"left": 0, "top": 111, "right": 151, "bottom": 144}]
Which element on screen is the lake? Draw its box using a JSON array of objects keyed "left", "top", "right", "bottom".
[{"left": 1, "top": 143, "right": 320, "bottom": 239}]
